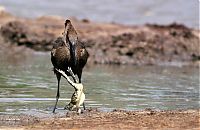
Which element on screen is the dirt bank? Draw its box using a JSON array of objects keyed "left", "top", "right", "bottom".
[
  {"left": 0, "top": 109, "right": 199, "bottom": 130},
  {"left": 0, "top": 11, "right": 199, "bottom": 66}
]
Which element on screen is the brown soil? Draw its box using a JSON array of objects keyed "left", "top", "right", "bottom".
[
  {"left": 0, "top": 109, "right": 199, "bottom": 130},
  {"left": 0, "top": 11, "right": 199, "bottom": 66}
]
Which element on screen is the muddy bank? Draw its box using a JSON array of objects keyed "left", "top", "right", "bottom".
[
  {"left": 0, "top": 109, "right": 199, "bottom": 130},
  {"left": 0, "top": 11, "right": 199, "bottom": 66}
]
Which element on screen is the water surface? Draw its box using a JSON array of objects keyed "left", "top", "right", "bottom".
[
  {"left": 0, "top": 53, "right": 199, "bottom": 115},
  {"left": 0, "top": 0, "right": 198, "bottom": 28}
]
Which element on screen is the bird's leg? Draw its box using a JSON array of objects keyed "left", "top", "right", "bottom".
[
  {"left": 53, "top": 71, "right": 61, "bottom": 113},
  {"left": 56, "top": 68, "right": 78, "bottom": 110},
  {"left": 77, "top": 69, "right": 83, "bottom": 83},
  {"left": 67, "top": 67, "right": 78, "bottom": 83},
  {"left": 83, "top": 102, "right": 86, "bottom": 110}
]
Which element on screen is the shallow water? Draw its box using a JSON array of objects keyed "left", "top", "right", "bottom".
[
  {"left": 0, "top": 52, "right": 199, "bottom": 116},
  {"left": 0, "top": 0, "right": 198, "bottom": 28}
]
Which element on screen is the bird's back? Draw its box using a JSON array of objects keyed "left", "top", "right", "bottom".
[{"left": 51, "top": 37, "right": 89, "bottom": 78}]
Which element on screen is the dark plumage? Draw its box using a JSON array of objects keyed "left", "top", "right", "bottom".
[
  {"left": 51, "top": 20, "right": 89, "bottom": 113},
  {"left": 63, "top": 19, "right": 78, "bottom": 68}
]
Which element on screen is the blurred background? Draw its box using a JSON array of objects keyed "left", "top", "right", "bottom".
[{"left": 0, "top": 0, "right": 199, "bottom": 28}]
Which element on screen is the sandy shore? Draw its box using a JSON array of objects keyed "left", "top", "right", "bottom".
[{"left": 0, "top": 109, "right": 199, "bottom": 130}]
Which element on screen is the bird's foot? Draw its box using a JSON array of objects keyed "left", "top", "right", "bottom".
[{"left": 53, "top": 107, "right": 57, "bottom": 113}]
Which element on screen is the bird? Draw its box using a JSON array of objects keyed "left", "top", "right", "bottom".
[{"left": 51, "top": 19, "right": 89, "bottom": 113}]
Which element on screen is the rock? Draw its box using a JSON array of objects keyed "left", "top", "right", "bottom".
[{"left": 0, "top": 12, "right": 199, "bottom": 66}]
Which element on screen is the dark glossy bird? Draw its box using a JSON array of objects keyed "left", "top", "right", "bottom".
[{"left": 51, "top": 20, "right": 89, "bottom": 113}]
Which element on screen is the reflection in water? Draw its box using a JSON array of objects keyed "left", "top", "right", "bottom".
[{"left": 0, "top": 53, "right": 199, "bottom": 115}]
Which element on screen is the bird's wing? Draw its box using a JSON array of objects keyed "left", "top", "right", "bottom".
[{"left": 51, "top": 48, "right": 56, "bottom": 57}]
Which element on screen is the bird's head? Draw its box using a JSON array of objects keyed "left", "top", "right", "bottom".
[
  {"left": 63, "top": 19, "right": 78, "bottom": 46},
  {"left": 65, "top": 19, "right": 71, "bottom": 28}
]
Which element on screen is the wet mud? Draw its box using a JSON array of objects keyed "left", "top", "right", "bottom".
[{"left": 0, "top": 108, "right": 199, "bottom": 130}]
